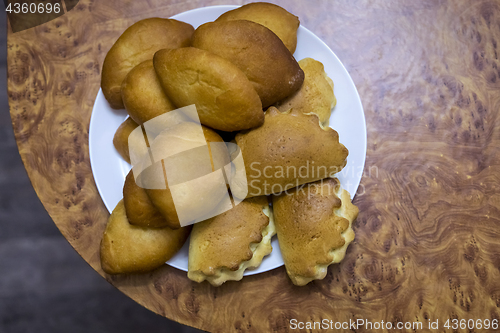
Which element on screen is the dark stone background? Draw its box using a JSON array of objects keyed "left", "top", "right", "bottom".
[{"left": 0, "top": 10, "right": 202, "bottom": 333}]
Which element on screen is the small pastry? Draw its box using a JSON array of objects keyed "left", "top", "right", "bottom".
[
  {"left": 272, "top": 178, "right": 358, "bottom": 286},
  {"left": 192, "top": 20, "right": 304, "bottom": 107},
  {"left": 234, "top": 107, "right": 348, "bottom": 197},
  {"left": 101, "top": 18, "right": 193, "bottom": 109},
  {"left": 100, "top": 200, "right": 191, "bottom": 274},
  {"left": 188, "top": 196, "right": 275, "bottom": 286},
  {"left": 216, "top": 2, "right": 300, "bottom": 53},
  {"left": 153, "top": 47, "right": 263, "bottom": 132},
  {"left": 121, "top": 60, "right": 177, "bottom": 125},
  {"left": 112, "top": 117, "right": 139, "bottom": 164},
  {"left": 275, "top": 58, "right": 336, "bottom": 126}
]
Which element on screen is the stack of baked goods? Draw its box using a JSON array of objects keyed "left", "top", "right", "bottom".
[{"left": 99, "top": 2, "right": 359, "bottom": 286}]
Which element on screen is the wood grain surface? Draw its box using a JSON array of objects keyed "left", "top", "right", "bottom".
[{"left": 7, "top": 0, "right": 500, "bottom": 331}]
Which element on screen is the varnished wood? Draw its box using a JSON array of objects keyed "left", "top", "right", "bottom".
[{"left": 8, "top": 0, "right": 500, "bottom": 331}]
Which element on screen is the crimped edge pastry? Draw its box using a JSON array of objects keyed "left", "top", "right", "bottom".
[
  {"left": 188, "top": 204, "right": 276, "bottom": 286},
  {"left": 292, "top": 186, "right": 357, "bottom": 286}
]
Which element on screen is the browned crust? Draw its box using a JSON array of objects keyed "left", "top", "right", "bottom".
[
  {"left": 275, "top": 58, "right": 336, "bottom": 125},
  {"left": 153, "top": 47, "right": 264, "bottom": 131},
  {"left": 235, "top": 107, "right": 348, "bottom": 197},
  {"left": 216, "top": 2, "right": 300, "bottom": 53},
  {"left": 112, "top": 117, "right": 139, "bottom": 164},
  {"left": 273, "top": 178, "right": 359, "bottom": 284},
  {"left": 123, "top": 170, "right": 168, "bottom": 228},
  {"left": 101, "top": 18, "right": 194, "bottom": 109},
  {"left": 121, "top": 60, "right": 176, "bottom": 125},
  {"left": 188, "top": 196, "right": 270, "bottom": 275},
  {"left": 192, "top": 20, "right": 304, "bottom": 107},
  {"left": 100, "top": 200, "right": 191, "bottom": 275}
]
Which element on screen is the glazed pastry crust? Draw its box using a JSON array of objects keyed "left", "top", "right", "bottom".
[
  {"left": 192, "top": 20, "right": 304, "bottom": 107},
  {"left": 101, "top": 18, "right": 193, "bottom": 109},
  {"left": 275, "top": 58, "right": 336, "bottom": 126},
  {"left": 216, "top": 2, "right": 300, "bottom": 53},
  {"left": 235, "top": 107, "right": 348, "bottom": 197},
  {"left": 100, "top": 200, "right": 191, "bottom": 274},
  {"left": 112, "top": 117, "right": 139, "bottom": 164},
  {"left": 123, "top": 170, "right": 168, "bottom": 228},
  {"left": 153, "top": 47, "right": 264, "bottom": 132},
  {"left": 188, "top": 196, "right": 275, "bottom": 286},
  {"left": 273, "top": 178, "right": 358, "bottom": 286},
  {"left": 121, "top": 60, "right": 177, "bottom": 125}
]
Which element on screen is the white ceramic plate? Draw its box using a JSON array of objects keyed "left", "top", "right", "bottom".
[{"left": 89, "top": 5, "right": 367, "bottom": 275}]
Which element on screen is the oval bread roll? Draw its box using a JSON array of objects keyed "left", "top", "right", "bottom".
[
  {"left": 192, "top": 20, "right": 304, "bottom": 107},
  {"left": 101, "top": 18, "right": 194, "bottom": 109},
  {"left": 100, "top": 200, "right": 191, "bottom": 275},
  {"left": 121, "top": 60, "right": 177, "bottom": 125},
  {"left": 112, "top": 117, "right": 139, "bottom": 164},
  {"left": 272, "top": 178, "right": 359, "bottom": 286},
  {"left": 123, "top": 170, "right": 168, "bottom": 228},
  {"left": 234, "top": 107, "right": 348, "bottom": 197},
  {"left": 153, "top": 47, "right": 264, "bottom": 131},
  {"left": 216, "top": 2, "right": 299, "bottom": 53},
  {"left": 275, "top": 58, "right": 336, "bottom": 125}
]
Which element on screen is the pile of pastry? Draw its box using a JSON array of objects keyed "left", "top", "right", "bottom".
[{"left": 99, "top": 2, "right": 359, "bottom": 286}]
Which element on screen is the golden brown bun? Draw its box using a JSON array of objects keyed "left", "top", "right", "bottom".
[
  {"left": 121, "top": 60, "right": 176, "bottom": 125},
  {"left": 275, "top": 58, "right": 336, "bottom": 125},
  {"left": 101, "top": 18, "right": 193, "bottom": 109},
  {"left": 123, "top": 170, "right": 168, "bottom": 228},
  {"left": 153, "top": 47, "right": 263, "bottom": 131},
  {"left": 273, "top": 178, "right": 358, "bottom": 286},
  {"left": 144, "top": 123, "right": 230, "bottom": 229},
  {"left": 234, "top": 107, "right": 348, "bottom": 197},
  {"left": 188, "top": 196, "right": 274, "bottom": 286},
  {"left": 100, "top": 200, "right": 191, "bottom": 274},
  {"left": 112, "top": 117, "right": 139, "bottom": 164},
  {"left": 192, "top": 20, "right": 304, "bottom": 107},
  {"left": 216, "top": 2, "right": 299, "bottom": 53}
]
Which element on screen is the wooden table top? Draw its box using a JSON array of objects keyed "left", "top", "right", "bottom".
[{"left": 8, "top": 0, "right": 500, "bottom": 331}]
